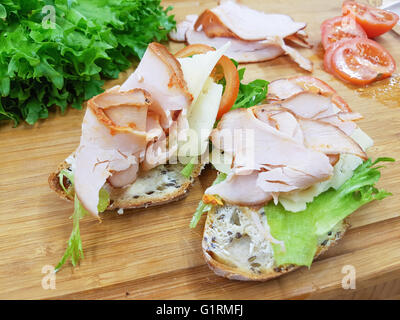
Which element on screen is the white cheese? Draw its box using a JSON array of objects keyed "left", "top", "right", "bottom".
[
  {"left": 178, "top": 42, "right": 229, "bottom": 111},
  {"left": 178, "top": 78, "right": 223, "bottom": 157},
  {"left": 279, "top": 127, "right": 374, "bottom": 212},
  {"left": 177, "top": 43, "right": 230, "bottom": 157}
]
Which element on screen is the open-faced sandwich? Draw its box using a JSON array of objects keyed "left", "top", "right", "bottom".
[
  {"left": 49, "top": 39, "right": 392, "bottom": 278},
  {"left": 49, "top": 42, "right": 246, "bottom": 270},
  {"left": 196, "top": 76, "right": 393, "bottom": 281}
]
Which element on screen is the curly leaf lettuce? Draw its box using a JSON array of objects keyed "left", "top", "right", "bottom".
[
  {"left": 231, "top": 78, "right": 269, "bottom": 110},
  {"left": 190, "top": 172, "right": 227, "bottom": 228},
  {"left": 218, "top": 59, "right": 269, "bottom": 111},
  {"left": 266, "top": 158, "right": 394, "bottom": 267},
  {"left": 55, "top": 172, "right": 110, "bottom": 271}
]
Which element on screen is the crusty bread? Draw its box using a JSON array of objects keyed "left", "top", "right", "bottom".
[
  {"left": 48, "top": 157, "right": 204, "bottom": 210},
  {"left": 202, "top": 204, "right": 349, "bottom": 281}
]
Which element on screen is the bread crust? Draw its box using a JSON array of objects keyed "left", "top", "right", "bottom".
[
  {"left": 202, "top": 205, "right": 349, "bottom": 281},
  {"left": 48, "top": 159, "right": 204, "bottom": 210}
]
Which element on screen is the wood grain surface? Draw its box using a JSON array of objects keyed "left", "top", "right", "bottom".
[{"left": 0, "top": 0, "right": 399, "bottom": 300}]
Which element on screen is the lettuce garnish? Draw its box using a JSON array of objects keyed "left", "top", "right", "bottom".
[
  {"left": 266, "top": 158, "right": 394, "bottom": 267},
  {"left": 180, "top": 157, "right": 197, "bottom": 178},
  {"left": 190, "top": 172, "right": 227, "bottom": 228},
  {"left": 219, "top": 59, "right": 269, "bottom": 110},
  {"left": 55, "top": 172, "right": 110, "bottom": 271}
]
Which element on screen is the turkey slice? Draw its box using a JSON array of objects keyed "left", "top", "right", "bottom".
[
  {"left": 205, "top": 171, "right": 272, "bottom": 206},
  {"left": 75, "top": 89, "right": 150, "bottom": 216},
  {"left": 186, "top": 28, "right": 284, "bottom": 63},
  {"left": 261, "top": 37, "right": 313, "bottom": 72},
  {"left": 199, "top": 1, "right": 306, "bottom": 40},
  {"left": 120, "top": 42, "right": 193, "bottom": 129},
  {"left": 298, "top": 119, "right": 367, "bottom": 159}
]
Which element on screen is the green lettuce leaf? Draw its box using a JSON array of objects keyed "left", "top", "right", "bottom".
[
  {"left": 59, "top": 169, "right": 74, "bottom": 197},
  {"left": 218, "top": 59, "right": 269, "bottom": 111},
  {"left": 180, "top": 157, "right": 197, "bottom": 178},
  {"left": 190, "top": 172, "right": 227, "bottom": 228},
  {"left": 55, "top": 193, "right": 87, "bottom": 272},
  {"left": 55, "top": 171, "right": 110, "bottom": 271},
  {"left": 266, "top": 158, "right": 394, "bottom": 267},
  {"left": 231, "top": 78, "right": 269, "bottom": 110}
]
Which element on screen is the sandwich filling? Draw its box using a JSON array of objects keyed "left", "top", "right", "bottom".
[
  {"left": 206, "top": 94, "right": 367, "bottom": 207},
  {"left": 73, "top": 43, "right": 229, "bottom": 217}
]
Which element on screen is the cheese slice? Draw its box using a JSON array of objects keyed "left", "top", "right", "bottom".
[
  {"left": 178, "top": 78, "right": 223, "bottom": 157},
  {"left": 279, "top": 128, "right": 374, "bottom": 212},
  {"left": 178, "top": 42, "right": 229, "bottom": 112}
]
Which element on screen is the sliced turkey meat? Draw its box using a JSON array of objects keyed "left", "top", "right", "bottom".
[
  {"left": 205, "top": 171, "right": 272, "bottom": 206},
  {"left": 268, "top": 76, "right": 351, "bottom": 112},
  {"left": 170, "top": 1, "right": 311, "bottom": 68},
  {"left": 186, "top": 28, "right": 284, "bottom": 63},
  {"left": 207, "top": 108, "right": 333, "bottom": 203},
  {"left": 284, "top": 29, "right": 312, "bottom": 48},
  {"left": 75, "top": 89, "right": 150, "bottom": 216},
  {"left": 261, "top": 36, "right": 313, "bottom": 72},
  {"left": 267, "top": 79, "right": 304, "bottom": 102},
  {"left": 205, "top": 100, "right": 366, "bottom": 206},
  {"left": 278, "top": 92, "right": 336, "bottom": 119},
  {"left": 298, "top": 119, "right": 367, "bottom": 159},
  {"left": 198, "top": 1, "right": 306, "bottom": 40},
  {"left": 120, "top": 42, "right": 193, "bottom": 129},
  {"left": 74, "top": 42, "right": 227, "bottom": 216},
  {"left": 169, "top": 14, "right": 198, "bottom": 42}
]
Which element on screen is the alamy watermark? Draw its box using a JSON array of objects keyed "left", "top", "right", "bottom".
[
  {"left": 341, "top": 264, "right": 356, "bottom": 290},
  {"left": 41, "top": 265, "right": 56, "bottom": 290},
  {"left": 42, "top": 5, "right": 56, "bottom": 29}
]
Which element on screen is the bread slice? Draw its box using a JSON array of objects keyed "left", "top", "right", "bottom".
[
  {"left": 202, "top": 204, "right": 349, "bottom": 281},
  {"left": 48, "top": 156, "right": 204, "bottom": 210}
]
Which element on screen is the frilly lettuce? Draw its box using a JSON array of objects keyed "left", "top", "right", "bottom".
[
  {"left": 55, "top": 171, "right": 110, "bottom": 271},
  {"left": 190, "top": 172, "right": 227, "bottom": 228},
  {"left": 266, "top": 158, "right": 394, "bottom": 267}
]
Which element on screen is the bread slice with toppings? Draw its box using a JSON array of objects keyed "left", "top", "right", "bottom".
[
  {"left": 202, "top": 204, "right": 348, "bottom": 281},
  {"left": 48, "top": 156, "right": 204, "bottom": 210}
]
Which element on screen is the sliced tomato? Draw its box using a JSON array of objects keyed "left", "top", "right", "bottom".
[
  {"left": 215, "top": 55, "right": 240, "bottom": 119},
  {"left": 288, "top": 75, "right": 351, "bottom": 112},
  {"left": 175, "top": 44, "right": 239, "bottom": 120},
  {"left": 343, "top": 1, "right": 399, "bottom": 38},
  {"left": 331, "top": 38, "right": 396, "bottom": 85},
  {"left": 324, "top": 41, "right": 343, "bottom": 74},
  {"left": 321, "top": 15, "right": 367, "bottom": 50}
]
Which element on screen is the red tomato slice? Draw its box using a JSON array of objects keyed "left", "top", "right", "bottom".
[
  {"left": 289, "top": 75, "right": 351, "bottom": 112},
  {"left": 342, "top": 1, "right": 399, "bottom": 38},
  {"left": 321, "top": 15, "right": 367, "bottom": 50},
  {"left": 324, "top": 41, "right": 343, "bottom": 74},
  {"left": 331, "top": 38, "right": 396, "bottom": 85},
  {"left": 175, "top": 44, "right": 239, "bottom": 119},
  {"left": 215, "top": 55, "right": 240, "bottom": 119}
]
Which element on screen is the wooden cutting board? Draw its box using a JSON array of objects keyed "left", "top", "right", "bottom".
[{"left": 0, "top": 0, "right": 399, "bottom": 300}]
